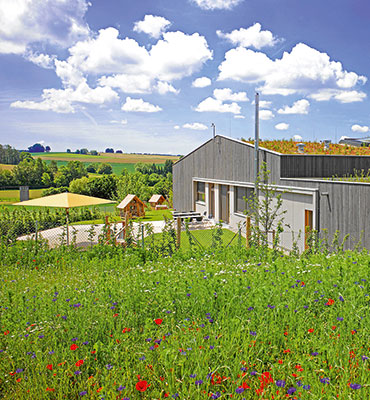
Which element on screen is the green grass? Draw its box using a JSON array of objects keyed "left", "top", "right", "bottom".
[{"left": 1, "top": 244, "right": 370, "bottom": 399}]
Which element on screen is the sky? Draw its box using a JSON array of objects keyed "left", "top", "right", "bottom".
[{"left": 0, "top": 0, "right": 369, "bottom": 155}]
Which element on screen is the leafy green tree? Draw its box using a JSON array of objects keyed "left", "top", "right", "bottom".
[
  {"left": 96, "top": 163, "right": 113, "bottom": 175},
  {"left": 90, "top": 150, "right": 98, "bottom": 156},
  {"left": 0, "top": 144, "right": 20, "bottom": 165},
  {"left": 0, "top": 170, "right": 14, "bottom": 186},
  {"left": 69, "top": 176, "right": 90, "bottom": 195},
  {"left": 88, "top": 175, "right": 117, "bottom": 199},
  {"left": 80, "top": 148, "right": 88, "bottom": 155},
  {"left": 41, "top": 172, "right": 53, "bottom": 187}
]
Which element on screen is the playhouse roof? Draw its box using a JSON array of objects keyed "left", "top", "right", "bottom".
[
  {"left": 117, "top": 194, "right": 145, "bottom": 209},
  {"left": 149, "top": 194, "right": 164, "bottom": 203}
]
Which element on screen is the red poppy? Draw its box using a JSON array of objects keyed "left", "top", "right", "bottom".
[
  {"left": 46, "top": 388, "right": 55, "bottom": 392},
  {"left": 136, "top": 380, "right": 150, "bottom": 392},
  {"left": 46, "top": 364, "right": 53, "bottom": 371},
  {"left": 326, "top": 298, "right": 335, "bottom": 306},
  {"left": 154, "top": 319, "right": 163, "bottom": 325},
  {"left": 70, "top": 344, "right": 78, "bottom": 351},
  {"left": 308, "top": 328, "right": 314, "bottom": 333},
  {"left": 75, "top": 360, "right": 84, "bottom": 367}
]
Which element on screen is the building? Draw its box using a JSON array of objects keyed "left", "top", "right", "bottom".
[
  {"left": 117, "top": 194, "right": 146, "bottom": 218},
  {"left": 148, "top": 194, "right": 166, "bottom": 209},
  {"left": 173, "top": 135, "right": 370, "bottom": 251}
]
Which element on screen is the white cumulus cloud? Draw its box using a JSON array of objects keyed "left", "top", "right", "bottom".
[
  {"left": 183, "top": 122, "right": 208, "bottom": 130},
  {"left": 351, "top": 124, "right": 369, "bottom": 133},
  {"left": 213, "top": 88, "right": 248, "bottom": 102},
  {"left": 155, "top": 81, "right": 179, "bottom": 95},
  {"left": 278, "top": 99, "right": 310, "bottom": 114},
  {"left": 218, "top": 42, "right": 367, "bottom": 102},
  {"left": 216, "top": 23, "right": 278, "bottom": 49},
  {"left": 133, "top": 15, "right": 171, "bottom": 39},
  {"left": 11, "top": 81, "right": 118, "bottom": 113},
  {"left": 174, "top": 125, "right": 180, "bottom": 130},
  {"left": 191, "top": 0, "right": 243, "bottom": 10},
  {"left": 25, "top": 52, "right": 55, "bottom": 69},
  {"left": 275, "top": 122, "right": 289, "bottom": 130},
  {"left": 234, "top": 115, "right": 245, "bottom": 119},
  {"left": 0, "top": 0, "right": 90, "bottom": 54},
  {"left": 195, "top": 97, "right": 241, "bottom": 114},
  {"left": 259, "top": 110, "right": 274, "bottom": 120},
  {"left": 192, "top": 77, "right": 212, "bottom": 88},
  {"left": 121, "top": 97, "right": 162, "bottom": 113}
]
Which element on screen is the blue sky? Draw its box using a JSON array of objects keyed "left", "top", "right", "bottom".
[{"left": 0, "top": 0, "right": 369, "bottom": 154}]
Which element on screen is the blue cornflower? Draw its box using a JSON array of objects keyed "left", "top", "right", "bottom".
[
  {"left": 350, "top": 383, "right": 361, "bottom": 389},
  {"left": 82, "top": 341, "right": 89, "bottom": 345},
  {"left": 276, "top": 380, "right": 285, "bottom": 387},
  {"left": 211, "top": 393, "right": 221, "bottom": 399},
  {"left": 249, "top": 331, "right": 257, "bottom": 336},
  {"left": 303, "top": 385, "right": 311, "bottom": 390},
  {"left": 16, "top": 368, "right": 23, "bottom": 373},
  {"left": 38, "top": 335, "right": 44, "bottom": 339},
  {"left": 248, "top": 307, "right": 254, "bottom": 311},
  {"left": 79, "top": 391, "right": 87, "bottom": 396},
  {"left": 311, "top": 352, "right": 319, "bottom": 356},
  {"left": 235, "top": 387, "right": 244, "bottom": 393},
  {"left": 250, "top": 371, "right": 257, "bottom": 376},
  {"left": 172, "top": 394, "right": 179, "bottom": 398},
  {"left": 190, "top": 374, "right": 196, "bottom": 378},
  {"left": 139, "top": 356, "right": 145, "bottom": 360},
  {"left": 210, "top": 345, "right": 214, "bottom": 349},
  {"left": 337, "top": 317, "right": 344, "bottom": 321},
  {"left": 195, "top": 380, "right": 203, "bottom": 385},
  {"left": 362, "top": 355, "right": 369, "bottom": 360},
  {"left": 186, "top": 293, "right": 191, "bottom": 297},
  {"left": 106, "top": 364, "right": 113, "bottom": 370},
  {"left": 117, "top": 386, "right": 125, "bottom": 391},
  {"left": 71, "top": 337, "right": 78, "bottom": 341},
  {"left": 287, "top": 387, "right": 296, "bottom": 395},
  {"left": 74, "top": 370, "right": 81, "bottom": 375},
  {"left": 320, "top": 377, "right": 330, "bottom": 384}
]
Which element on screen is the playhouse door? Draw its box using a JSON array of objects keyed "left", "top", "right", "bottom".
[{"left": 219, "top": 185, "right": 229, "bottom": 223}]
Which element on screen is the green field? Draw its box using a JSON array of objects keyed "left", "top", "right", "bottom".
[
  {"left": 1, "top": 243, "right": 369, "bottom": 399},
  {"left": 0, "top": 189, "right": 44, "bottom": 204}
]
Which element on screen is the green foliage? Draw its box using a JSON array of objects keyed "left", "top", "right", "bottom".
[
  {"left": 96, "top": 163, "right": 113, "bottom": 175},
  {"left": 0, "top": 144, "right": 20, "bottom": 165},
  {"left": 42, "top": 186, "right": 69, "bottom": 197}
]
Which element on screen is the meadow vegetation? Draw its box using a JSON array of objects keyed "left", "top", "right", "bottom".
[{"left": 1, "top": 240, "right": 369, "bottom": 399}]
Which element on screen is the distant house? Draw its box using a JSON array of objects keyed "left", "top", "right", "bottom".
[
  {"left": 173, "top": 134, "right": 370, "bottom": 251},
  {"left": 117, "top": 194, "right": 145, "bottom": 218},
  {"left": 339, "top": 136, "right": 370, "bottom": 147},
  {"left": 149, "top": 194, "right": 166, "bottom": 209}
]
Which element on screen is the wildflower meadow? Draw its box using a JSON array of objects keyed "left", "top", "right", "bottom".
[{"left": 1, "top": 242, "right": 370, "bottom": 399}]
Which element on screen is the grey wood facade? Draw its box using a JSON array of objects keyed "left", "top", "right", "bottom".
[{"left": 173, "top": 135, "right": 370, "bottom": 250}]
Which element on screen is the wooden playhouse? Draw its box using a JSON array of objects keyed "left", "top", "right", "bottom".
[
  {"left": 117, "top": 194, "right": 146, "bottom": 218},
  {"left": 148, "top": 194, "right": 167, "bottom": 209}
]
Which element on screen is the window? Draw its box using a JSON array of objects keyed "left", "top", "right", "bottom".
[
  {"left": 196, "top": 181, "right": 205, "bottom": 202},
  {"left": 235, "top": 186, "right": 254, "bottom": 214}
]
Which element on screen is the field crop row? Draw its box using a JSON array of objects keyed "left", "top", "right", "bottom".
[{"left": 1, "top": 245, "right": 370, "bottom": 399}]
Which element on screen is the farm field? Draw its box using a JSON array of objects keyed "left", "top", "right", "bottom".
[
  {"left": 0, "top": 163, "right": 14, "bottom": 171},
  {"left": 0, "top": 189, "right": 44, "bottom": 205},
  {"left": 1, "top": 244, "right": 369, "bottom": 399},
  {"left": 30, "top": 152, "right": 180, "bottom": 164}
]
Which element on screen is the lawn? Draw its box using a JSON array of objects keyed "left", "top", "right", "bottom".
[{"left": 1, "top": 244, "right": 369, "bottom": 399}]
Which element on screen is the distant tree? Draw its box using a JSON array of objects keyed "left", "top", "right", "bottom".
[
  {"left": 75, "top": 149, "right": 80, "bottom": 154},
  {"left": 97, "top": 163, "right": 113, "bottom": 175},
  {"left": 105, "top": 148, "right": 114, "bottom": 153},
  {"left": 88, "top": 175, "right": 117, "bottom": 199},
  {"left": 116, "top": 150, "right": 123, "bottom": 154},
  {"left": 0, "top": 170, "right": 14, "bottom": 186},
  {"left": 0, "top": 144, "right": 20, "bottom": 165},
  {"left": 45, "top": 145, "right": 51, "bottom": 152},
  {"left": 66, "top": 149, "right": 71, "bottom": 153},
  {"left": 80, "top": 148, "right": 88, "bottom": 155},
  {"left": 41, "top": 172, "right": 53, "bottom": 187},
  {"left": 20, "top": 152, "right": 33, "bottom": 161},
  {"left": 42, "top": 186, "right": 68, "bottom": 197},
  {"left": 69, "top": 176, "right": 90, "bottom": 196},
  {"left": 90, "top": 150, "right": 98, "bottom": 156},
  {"left": 28, "top": 143, "right": 45, "bottom": 153}
]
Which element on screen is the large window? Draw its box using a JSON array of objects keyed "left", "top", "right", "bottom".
[
  {"left": 235, "top": 186, "right": 254, "bottom": 214},
  {"left": 196, "top": 181, "right": 205, "bottom": 202}
]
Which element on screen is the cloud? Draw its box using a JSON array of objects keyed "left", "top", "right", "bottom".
[
  {"left": 213, "top": 88, "right": 248, "bottom": 102},
  {"left": 174, "top": 125, "right": 180, "bottom": 130},
  {"left": 25, "top": 52, "right": 55, "bottom": 69},
  {"left": 351, "top": 124, "right": 369, "bottom": 133},
  {"left": 234, "top": 115, "right": 245, "bottom": 119},
  {"left": 183, "top": 122, "right": 208, "bottom": 130},
  {"left": 192, "top": 77, "right": 212, "bottom": 88},
  {"left": 154, "top": 81, "right": 179, "bottom": 95},
  {"left": 11, "top": 81, "right": 118, "bottom": 113},
  {"left": 259, "top": 110, "right": 274, "bottom": 120},
  {"left": 121, "top": 97, "right": 162, "bottom": 113},
  {"left": 191, "top": 0, "right": 243, "bottom": 10},
  {"left": 195, "top": 97, "right": 241, "bottom": 114},
  {"left": 216, "top": 23, "right": 278, "bottom": 49},
  {"left": 218, "top": 42, "right": 367, "bottom": 102},
  {"left": 133, "top": 15, "right": 171, "bottom": 39},
  {"left": 0, "top": 0, "right": 90, "bottom": 54},
  {"left": 278, "top": 99, "right": 310, "bottom": 114},
  {"left": 275, "top": 122, "right": 289, "bottom": 130}
]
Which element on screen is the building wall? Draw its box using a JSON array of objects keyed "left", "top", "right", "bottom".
[
  {"left": 173, "top": 136, "right": 281, "bottom": 212},
  {"left": 281, "top": 178, "right": 370, "bottom": 249},
  {"left": 281, "top": 155, "right": 370, "bottom": 178}
]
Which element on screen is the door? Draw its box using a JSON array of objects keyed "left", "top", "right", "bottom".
[
  {"left": 219, "top": 185, "right": 229, "bottom": 223},
  {"left": 304, "top": 210, "right": 313, "bottom": 250}
]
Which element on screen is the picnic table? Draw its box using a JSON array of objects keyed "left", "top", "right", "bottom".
[{"left": 172, "top": 211, "right": 203, "bottom": 222}]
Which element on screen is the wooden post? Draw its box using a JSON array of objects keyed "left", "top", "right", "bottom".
[
  {"left": 176, "top": 217, "right": 181, "bottom": 249},
  {"left": 105, "top": 215, "right": 110, "bottom": 241},
  {"left": 66, "top": 209, "right": 70, "bottom": 246},
  {"left": 246, "top": 216, "right": 251, "bottom": 248},
  {"left": 124, "top": 213, "right": 129, "bottom": 240}
]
